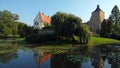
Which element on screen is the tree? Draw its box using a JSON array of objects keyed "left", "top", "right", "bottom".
[
  {"left": 17, "top": 22, "right": 37, "bottom": 37},
  {"left": 17, "top": 22, "right": 26, "bottom": 37},
  {"left": 0, "top": 10, "right": 19, "bottom": 37},
  {"left": 52, "top": 12, "right": 91, "bottom": 43},
  {"left": 100, "top": 19, "right": 113, "bottom": 38},
  {"left": 109, "top": 5, "right": 120, "bottom": 35},
  {"left": 51, "top": 12, "right": 82, "bottom": 41}
]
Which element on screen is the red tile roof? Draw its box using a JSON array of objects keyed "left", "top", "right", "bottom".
[{"left": 40, "top": 13, "right": 51, "bottom": 24}]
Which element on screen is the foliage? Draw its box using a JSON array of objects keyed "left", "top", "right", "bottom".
[
  {"left": 25, "top": 33, "right": 57, "bottom": 43},
  {"left": 0, "top": 10, "right": 37, "bottom": 38},
  {"left": 0, "top": 10, "right": 19, "bottom": 37},
  {"left": 110, "top": 5, "right": 120, "bottom": 25},
  {"left": 74, "top": 24, "right": 90, "bottom": 43},
  {"left": 17, "top": 22, "right": 38, "bottom": 37},
  {"left": 43, "top": 23, "right": 51, "bottom": 29},
  {"left": 51, "top": 12, "right": 91, "bottom": 43},
  {"left": 109, "top": 5, "right": 120, "bottom": 39},
  {"left": 100, "top": 19, "right": 113, "bottom": 37},
  {"left": 100, "top": 5, "right": 120, "bottom": 40},
  {"left": 52, "top": 12, "right": 81, "bottom": 41}
]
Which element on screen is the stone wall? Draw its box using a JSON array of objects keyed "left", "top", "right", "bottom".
[{"left": 39, "top": 29, "right": 54, "bottom": 34}]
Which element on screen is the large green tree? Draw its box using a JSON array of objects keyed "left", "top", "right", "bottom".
[
  {"left": 51, "top": 12, "right": 81, "bottom": 41},
  {"left": 17, "top": 22, "right": 38, "bottom": 37},
  {"left": 52, "top": 12, "right": 90, "bottom": 43},
  {"left": 100, "top": 19, "right": 113, "bottom": 38},
  {"left": 0, "top": 10, "right": 19, "bottom": 37},
  {"left": 109, "top": 5, "right": 120, "bottom": 35}
]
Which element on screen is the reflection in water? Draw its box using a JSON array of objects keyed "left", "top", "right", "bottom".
[
  {"left": 90, "top": 46, "right": 105, "bottom": 68},
  {"left": 0, "top": 44, "right": 120, "bottom": 68},
  {"left": 102, "top": 46, "right": 120, "bottom": 68},
  {"left": 33, "top": 44, "right": 120, "bottom": 68},
  {"left": 0, "top": 45, "right": 18, "bottom": 64},
  {"left": 33, "top": 51, "right": 52, "bottom": 68}
]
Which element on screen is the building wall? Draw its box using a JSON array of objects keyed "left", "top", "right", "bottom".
[
  {"left": 33, "top": 12, "right": 42, "bottom": 29},
  {"left": 33, "top": 12, "right": 51, "bottom": 29},
  {"left": 89, "top": 11, "right": 104, "bottom": 33},
  {"left": 39, "top": 29, "right": 54, "bottom": 34}
]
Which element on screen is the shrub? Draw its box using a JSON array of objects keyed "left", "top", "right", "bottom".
[
  {"left": 110, "top": 33, "right": 120, "bottom": 40},
  {"left": 25, "top": 33, "right": 57, "bottom": 43}
]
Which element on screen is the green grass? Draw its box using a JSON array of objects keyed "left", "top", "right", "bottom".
[
  {"left": 0, "top": 37, "right": 119, "bottom": 46},
  {"left": 0, "top": 38, "right": 25, "bottom": 44},
  {"left": 90, "top": 37, "right": 120, "bottom": 45},
  {"left": 15, "top": 38, "right": 25, "bottom": 42},
  {"left": 33, "top": 45, "right": 73, "bottom": 54}
]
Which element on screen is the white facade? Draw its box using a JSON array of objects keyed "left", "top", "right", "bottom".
[
  {"left": 33, "top": 12, "right": 51, "bottom": 29},
  {"left": 33, "top": 12, "right": 42, "bottom": 29}
]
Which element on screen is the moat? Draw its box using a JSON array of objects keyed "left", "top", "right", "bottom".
[{"left": 0, "top": 44, "right": 120, "bottom": 68}]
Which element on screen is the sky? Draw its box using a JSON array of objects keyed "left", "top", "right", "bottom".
[{"left": 0, "top": 0, "right": 120, "bottom": 26}]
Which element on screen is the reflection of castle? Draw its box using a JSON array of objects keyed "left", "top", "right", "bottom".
[
  {"left": 90, "top": 47, "right": 105, "bottom": 68},
  {"left": 90, "top": 45, "right": 120, "bottom": 68},
  {"left": 33, "top": 51, "right": 52, "bottom": 67},
  {"left": 33, "top": 45, "right": 120, "bottom": 68},
  {"left": 88, "top": 5, "right": 104, "bottom": 34}
]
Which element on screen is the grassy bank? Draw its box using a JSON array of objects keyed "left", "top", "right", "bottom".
[
  {"left": 0, "top": 37, "right": 119, "bottom": 46},
  {"left": 0, "top": 38, "right": 25, "bottom": 44},
  {"left": 90, "top": 37, "right": 120, "bottom": 45}
]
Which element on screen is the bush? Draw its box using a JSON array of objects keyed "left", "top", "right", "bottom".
[
  {"left": 110, "top": 33, "right": 120, "bottom": 40},
  {"left": 25, "top": 33, "right": 57, "bottom": 43}
]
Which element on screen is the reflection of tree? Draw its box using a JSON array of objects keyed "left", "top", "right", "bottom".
[
  {"left": 65, "top": 54, "right": 89, "bottom": 68},
  {"left": 33, "top": 44, "right": 120, "bottom": 68},
  {"left": 51, "top": 53, "right": 89, "bottom": 68},
  {"left": 90, "top": 45, "right": 120, "bottom": 68},
  {"left": 101, "top": 45, "right": 120, "bottom": 68},
  {"left": 107, "top": 52, "right": 120, "bottom": 68},
  {"left": 0, "top": 53, "right": 18, "bottom": 64},
  {"left": 0, "top": 45, "right": 18, "bottom": 64},
  {"left": 51, "top": 54, "right": 67, "bottom": 68}
]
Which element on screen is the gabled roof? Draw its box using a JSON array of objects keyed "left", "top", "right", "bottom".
[{"left": 40, "top": 13, "right": 51, "bottom": 24}]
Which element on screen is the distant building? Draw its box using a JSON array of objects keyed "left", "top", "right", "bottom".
[
  {"left": 33, "top": 12, "right": 51, "bottom": 29},
  {"left": 88, "top": 5, "right": 105, "bottom": 33}
]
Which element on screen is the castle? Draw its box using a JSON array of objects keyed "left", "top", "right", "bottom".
[
  {"left": 34, "top": 5, "right": 105, "bottom": 34},
  {"left": 88, "top": 5, "right": 105, "bottom": 34}
]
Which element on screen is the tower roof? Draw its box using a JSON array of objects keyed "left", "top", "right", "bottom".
[{"left": 93, "top": 5, "right": 103, "bottom": 12}]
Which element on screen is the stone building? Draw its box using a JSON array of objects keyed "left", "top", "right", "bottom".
[
  {"left": 88, "top": 5, "right": 105, "bottom": 34},
  {"left": 33, "top": 12, "right": 51, "bottom": 29}
]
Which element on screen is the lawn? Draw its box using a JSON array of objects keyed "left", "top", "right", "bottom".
[
  {"left": 0, "top": 37, "right": 119, "bottom": 46},
  {"left": 90, "top": 37, "right": 120, "bottom": 45},
  {"left": 0, "top": 38, "right": 25, "bottom": 44}
]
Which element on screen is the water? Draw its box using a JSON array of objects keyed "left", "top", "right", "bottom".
[{"left": 0, "top": 44, "right": 120, "bottom": 68}]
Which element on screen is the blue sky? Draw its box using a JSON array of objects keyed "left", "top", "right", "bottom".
[{"left": 0, "top": 0, "right": 120, "bottom": 26}]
